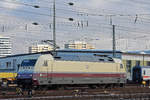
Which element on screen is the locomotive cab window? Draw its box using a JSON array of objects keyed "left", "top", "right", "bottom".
[
  {"left": 147, "top": 61, "right": 150, "bottom": 66},
  {"left": 21, "top": 59, "right": 37, "bottom": 67},
  {"left": 120, "top": 64, "right": 123, "bottom": 69}
]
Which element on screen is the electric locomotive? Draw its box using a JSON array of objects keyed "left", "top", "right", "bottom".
[{"left": 17, "top": 53, "right": 127, "bottom": 89}]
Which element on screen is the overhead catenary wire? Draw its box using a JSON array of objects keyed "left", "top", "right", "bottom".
[
  {"left": 0, "top": 0, "right": 150, "bottom": 49},
  {"left": 1, "top": 0, "right": 150, "bottom": 19},
  {"left": 0, "top": 0, "right": 53, "bottom": 10},
  {"left": 1, "top": 16, "right": 150, "bottom": 39},
  {"left": 1, "top": 0, "right": 150, "bottom": 25},
  {"left": 0, "top": 6, "right": 73, "bottom": 21},
  {"left": 0, "top": 12, "right": 149, "bottom": 38}
]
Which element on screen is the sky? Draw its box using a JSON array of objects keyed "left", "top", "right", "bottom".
[{"left": 1, "top": 0, "right": 150, "bottom": 54}]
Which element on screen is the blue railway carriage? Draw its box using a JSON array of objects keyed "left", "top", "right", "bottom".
[
  {"left": 132, "top": 66, "right": 150, "bottom": 85},
  {"left": 0, "top": 52, "right": 48, "bottom": 86}
]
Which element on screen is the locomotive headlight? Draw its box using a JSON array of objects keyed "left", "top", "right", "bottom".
[
  {"left": 33, "top": 78, "right": 37, "bottom": 81},
  {"left": 40, "top": 74, "right": 42, "bottom": 76},
  {"left": 124, "top": 74, "right": 126, "bottom": 77}
]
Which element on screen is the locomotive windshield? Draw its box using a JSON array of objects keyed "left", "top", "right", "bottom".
[{"left": 21, "top": 59, "right": 37, "bottom": 66}]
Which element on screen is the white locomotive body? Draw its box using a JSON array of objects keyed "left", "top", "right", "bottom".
[{"left": 30, "top": 54, "right": 126, "bottom": 88}]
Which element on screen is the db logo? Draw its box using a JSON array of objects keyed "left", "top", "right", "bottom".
[{"left": 86, "top": 65, "right": 89, "bottom": 69}]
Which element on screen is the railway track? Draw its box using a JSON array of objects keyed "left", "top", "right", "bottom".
[
  {"left": 0, "top": 85, "right": 150, "bottom": 99},
  {"left": 1, "top": 93, "right": 150, "bottom": 100}
]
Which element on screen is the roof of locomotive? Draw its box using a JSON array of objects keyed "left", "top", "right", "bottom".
[
  {"left": 57, "top": 49, "right": 122, "bottom": 53},
  {"left": 0, "top": 49, "right": 122, "bottom": 59}
]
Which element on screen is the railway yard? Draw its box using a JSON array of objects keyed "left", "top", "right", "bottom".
[
  {"left": 1, "top": 85, "right": 150, "bottom": 100},
  {"left": 0, "top": 52, "right": 148, "bottom": 100},
  {"left": 1, "top": 0, "right": 150, "bottom": 99}
]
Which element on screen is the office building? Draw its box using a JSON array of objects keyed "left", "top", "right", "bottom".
[
  {"left": 0, "top": 36, "right": 11, "bottom": 57},
  {"left": 64, "top": 41, "right": 95, "bottom": 49},
  {"left": 29, "top": 44, "right": 53, "bottom": 53}
]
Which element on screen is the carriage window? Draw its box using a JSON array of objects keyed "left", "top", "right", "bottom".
[
  {"left": 136, "top": 61, "right": 140, "bottom": 66},
  {"left": 143, "top": 70, "right": 146, "bottom": 75},
  {"left": 147, "top": 61, "right": 150, "bottom": 66},
  {"left": 6, "top": 62, "right": 11, "bottom": 68},
  {"left": 126, "top": 60, "right": 131, "bottom": 73},
  {"left": 43, "top": 60, "right": 48, "bottom": 67},
  {"left": 17, "top": 64, "right": 20, "bottom": 71},
  {"left": 13, "top": 59, "right": 17, "bottom": 69}
]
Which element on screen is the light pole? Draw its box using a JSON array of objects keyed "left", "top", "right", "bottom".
[
  {"left": 109, "top": 16, "right": 116, "bottom": 58},
  {"left": 112, "top": 25, "right": 116, "bottom": 58},
  {"left": 33, "top": 1, "right": 74, "bottom": 55},
  {"left": 141, "top": 52, "right": 146, "bottom": 66},
  {"left": 52, "top": 0, "right": 74, "bottom": 55},
  {"left": 53, "top": 0, "right": 56, "bottom": 52}
]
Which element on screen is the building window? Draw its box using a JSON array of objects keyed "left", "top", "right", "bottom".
[
  {"left": 136, "top": 61, "right": 140, "bottom": 66},
  {"left": 126, "top": 60, "right": 131, "bottom": 73},
  {"left": 82, "top": 44, "right": 86, "bottom": 48},
  {"left": 147, "top": 61, "right": 150, "bottom": 66}
]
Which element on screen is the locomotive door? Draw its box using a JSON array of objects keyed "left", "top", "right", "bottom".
[
  {"left": 38, "top": 59, "right": 53, "bottom": 85},
  {"left": 47, "top": 60, "right": 53, "bottom": 84}
]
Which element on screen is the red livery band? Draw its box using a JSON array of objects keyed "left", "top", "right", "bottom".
[
  {"left": 33, "top": 73, "right": 126, "bottom": 78},
  {"left": 143, "top": 76, "right": 150, "bottom": 79}
]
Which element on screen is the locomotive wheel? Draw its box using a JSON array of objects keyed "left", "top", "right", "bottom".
[{"left": 56, "top": 85, "right": 66, "bottom": 90}]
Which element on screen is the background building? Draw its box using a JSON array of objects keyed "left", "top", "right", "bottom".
[
  {"left": 29, "top": 44, "right": 53, "bottom": 53},
  {"left": 0, "top": 36, "right": 11, "bottom": 57},
  {"left": 64, "top": 41, "right": 95, "bottom": 49}
]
